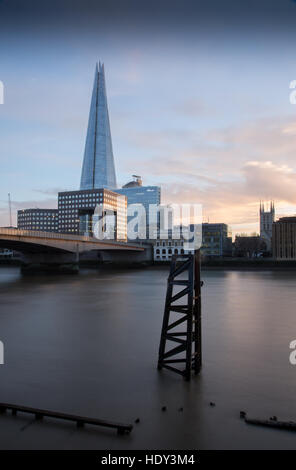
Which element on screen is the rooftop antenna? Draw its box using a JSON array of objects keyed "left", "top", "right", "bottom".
[
  {"left": 132, "top": 174, "right": 142, "bottom": 186},
  {"left": 8, "top": 193, "right": 12, "bottom": 227}
]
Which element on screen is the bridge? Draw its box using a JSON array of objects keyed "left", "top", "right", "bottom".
[{"left": 0, "top": 228, "right": 150, "bottom": 273}]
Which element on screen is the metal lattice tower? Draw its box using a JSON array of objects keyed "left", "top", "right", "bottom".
[{"left": 157, "top": 251, "right": 202, "bottom": 380}]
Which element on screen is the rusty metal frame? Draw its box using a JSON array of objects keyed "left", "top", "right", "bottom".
[{"left": 157, "top": 250, "right": 202, "bottom": 380}]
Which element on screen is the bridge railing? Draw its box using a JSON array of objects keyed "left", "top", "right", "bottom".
[
  {"left": 0, "top": 227, "right": 93, "bottom": 242},
  {"left": 0, "top": 227, "right": 142, "bottom": 249}
]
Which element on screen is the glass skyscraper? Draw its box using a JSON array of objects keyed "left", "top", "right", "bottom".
[
  {"left": 115, "top": 177, "right": 161, "bottom": 239},
  {"left": 80, "top": 63, "right": 117, "bottom": 190}
]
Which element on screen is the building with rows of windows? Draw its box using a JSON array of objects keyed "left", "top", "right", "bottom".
[
  {"left": 17, "top": 209, "right": 59, "bottom": 232},
  {"left": 153, "top": 223, "right": 232, "bottom": 262},
  {"left": 153, "top": 238, "right": 192, "bottom": 261},
  {"left": 114, "top": 176, "right": 161, "bottom": 240},
  {"left": 58, "top": 188, "right": 127, "bottom": 240},
  {"left": 272, "top": 216, "right": 296, "bottom": 260},
  {"left": 201, "top": 223, "right": 232, "bottom": 257}
]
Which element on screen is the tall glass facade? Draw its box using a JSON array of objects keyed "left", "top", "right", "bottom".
[
  {"left": 115, "top": 185, "right": 161, "bottom": 239},
  {"left": 80, "top": 63, "right": 117, "bottom": 190}
]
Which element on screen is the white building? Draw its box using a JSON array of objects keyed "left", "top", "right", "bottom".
[{"left": 153, "top": 239, "right": 194, "bottom": 262}]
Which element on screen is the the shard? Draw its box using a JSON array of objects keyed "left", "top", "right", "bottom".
[{"left": 80, "top": 63, "right": 117, "bottom": 190}]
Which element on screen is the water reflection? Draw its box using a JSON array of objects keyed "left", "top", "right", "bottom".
[{"left": 0, "top": 266, "right": 296, "bottom": 449}]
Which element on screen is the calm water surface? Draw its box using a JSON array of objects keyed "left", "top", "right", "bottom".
[{"left": 0, "top": 266, "right": 296, "bottom": 449}]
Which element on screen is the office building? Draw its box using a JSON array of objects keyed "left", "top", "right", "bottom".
[
  {"left": 272, "top": 216, "right": 296, "bottom": 259},
  {"left": 201, "top": 223, "right": 232, "bottom": 257},
  {"left": 17, "top": 209, "right": 59, "bottom": 232},
  {"left": 58, "top": 189, "right": 127, "bottom": 240},
  {"left": 80, "top": 63, "right": 117, "bottom": 191},
  {"left": 114, "top": 176, "right": 161, "bottom": 239}
]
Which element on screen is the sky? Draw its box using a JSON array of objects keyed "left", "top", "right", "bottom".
[{"left": 1, "top": 0, "right": 296, "bottom": 235}]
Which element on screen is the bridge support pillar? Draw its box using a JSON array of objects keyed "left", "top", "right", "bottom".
[{"left": 20, "top": 252, "right": 79, "bottom": 275}]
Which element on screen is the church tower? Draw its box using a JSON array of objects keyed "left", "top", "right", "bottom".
[{"left": 260, "top": 201, "right": 275, "bottom": 251}]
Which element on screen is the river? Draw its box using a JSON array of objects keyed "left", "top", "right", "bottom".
[{"left": 0, "top": 266, "right": 296, "bottom": 449}]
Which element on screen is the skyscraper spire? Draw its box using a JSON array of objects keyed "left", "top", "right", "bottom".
[{"left": 80, "top": 63, "right": 117, "bottom": 190}]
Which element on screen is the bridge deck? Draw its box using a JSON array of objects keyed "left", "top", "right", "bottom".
[{"left": 0, "top": 228, "right": 145, "bottom": 253}]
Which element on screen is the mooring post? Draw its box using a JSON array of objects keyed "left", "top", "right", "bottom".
[
  {"left": 194, "top": 249, "right": 202, "bottom": 374},
  {"left": 157, "top": 251, "right": 202, "bottom": 380}
]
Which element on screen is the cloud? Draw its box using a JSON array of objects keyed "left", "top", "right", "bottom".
[
  {"left": 3, "top": 101, "right": 296, "bottom": 235},
  {"left": 158, "top": 157, "right": 296, "bottom": 235},
  {"left": 243, "top": 160, "right": 296, "bottom": 204},
  {"left": 118, "top": 115, "right": 296, "bottom": 179},
  {"left": 206, "top": 117, "right": 296, "bottom": 168},
  {"left": 113, "top": 114, "right": 296, "bottom": 235},
  {"left": 33, "top": 187, "right": 67, "bottom": 195},
  {"left": 282, "top": 123, "right": 296, "bottom": 135},
  {"left": 174, "top": 99, "right": 208, "bottom": 116}
]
